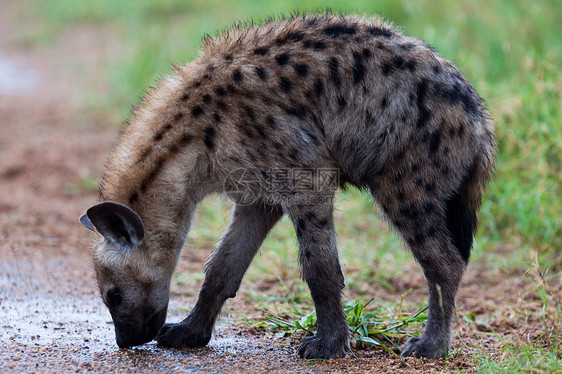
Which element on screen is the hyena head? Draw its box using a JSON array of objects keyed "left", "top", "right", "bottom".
[{"left": 80, "top": 202, "right": 169, "bottom": 348}]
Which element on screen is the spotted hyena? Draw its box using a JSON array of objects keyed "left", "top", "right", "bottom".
[{"left": 80, "top": 13, "right": 495, "bottom": 359}]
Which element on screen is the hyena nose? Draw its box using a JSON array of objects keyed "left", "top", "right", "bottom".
[{"left": 115, "top": 332, "right": 130, "bottom": 348}]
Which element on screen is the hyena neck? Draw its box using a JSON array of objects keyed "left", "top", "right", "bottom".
[{"left": 99, "top": 74, "right": 221, "bottom": 264}]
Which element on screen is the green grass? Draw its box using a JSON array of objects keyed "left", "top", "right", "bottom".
[
  {"left": 265, "top": 298, "right": 428, "bottom": 355},
  {"left": 26, "top": 0, "right": 562, "bottom": 371}
]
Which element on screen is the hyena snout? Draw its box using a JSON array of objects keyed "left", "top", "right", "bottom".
[{"left": 113, "top": 306, "right": 167, "bottom": 348}]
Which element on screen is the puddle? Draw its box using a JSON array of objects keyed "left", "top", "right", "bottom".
[{"left": 0, "top": 55, "right": 39, "bottom": 94}]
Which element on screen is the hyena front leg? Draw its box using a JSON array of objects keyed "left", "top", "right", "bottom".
[
  {"left": 157, "top": 203, "right": 283, "bottom": 348},
  {"left": 286, "top": 200, "right": 349, "bottom": 359}
]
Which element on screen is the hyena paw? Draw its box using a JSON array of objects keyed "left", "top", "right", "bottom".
[
  {"left": 400, "top": 336, "right": 448, "bottom": 358},
  {"left": 298, "top": 333, "right": 349, "bottom": 359},
  {"left": 156, "top": 322, "right": 211, "bottom": 348}
]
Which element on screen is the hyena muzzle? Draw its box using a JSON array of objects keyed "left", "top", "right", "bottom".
[{"left": 80, "top": 13, "right": 495, "bottom": 359}]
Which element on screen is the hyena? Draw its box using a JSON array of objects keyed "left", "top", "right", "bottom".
[{"left": 80, "top": 13, "right": 495, "bottom": 359}]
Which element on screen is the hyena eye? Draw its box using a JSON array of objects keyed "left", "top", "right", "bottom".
[{"left": 106, "top": 288, "right": 122, "bottom": 307}]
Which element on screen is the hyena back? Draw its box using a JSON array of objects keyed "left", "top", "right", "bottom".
[{"left": 80, "top": 13, "right": 495, "bottom": 359}]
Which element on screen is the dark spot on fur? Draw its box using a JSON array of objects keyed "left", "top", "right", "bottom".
[
  {"left": 279, "top": 77, "right": 292, "bottom": 92},
  {"left": 352, "top": 51, "right": 366, "bottom": 83},
  {"left": 275, "top": 53, "right": 290, "bottom": 66},
  {"left": 202, "top": 94, "right": 212, "bottom": 104},
  {"left": 400, "top": 204, "right": 420, "bottom": 220},
  {"left": 204, "top": 127, "right": 215, "bottom": 150},
  {"left": 215, "top": 86, "right": 227, "bottom": 97},
  {"left": 278, "top": 31, "right": 304, "bottom": 45},
  {"left": 180, "top": 133, "right": 193, "bottom": 144},
  {"left": 368, "top": 27, "right": 393, "bottom": 38},
  {"left": 289, "top": 148, "right": 300, "bottom": 161},
  {"left": 381, "top": 61, "right": 392, "bottom": 75},
  {"left": 129, "top": 192, "right": 139, "bottom": 205},
  {"left": 243, "top": 127, "right": 255, "bottom": 139},
  {"left": 213, "top": 113, "right": 221, "bottom": 122},
  {"left": 255, "top": 66, "right": 267, "bottom": 80},
  {"left": 395, "top": 149, "right": 406, "bottom": 161},
  {"left": 362, "top": 48, "right": 372, "bottom": 58},
  {"left": 429, "top": 130, "right": 441, "bottom": 154},
  {"left": 294, "top": 63, "right": 309, "bottom": 78},
  {"left": 328, "top": 57, "right": 341, "bottom": 89},
  {"left": 432, "top": 64, "right": 442, "bottom": 74},
  {"left": 408, "top": 232, "right": 427, "bottom": 247},
  {"left": 154, "top": 132, "right": 163, "bottom": 141},
  {"left": 426, "top": 226, "right": 437, "bottom": 237},
  {"left": 324, "top": 25, "right": 356, "bottom": 37},
  {"left": 191, "top": 105, "right": 204, "bottom": 118},
  {"left": 180, "top": 93, "right": 189, "bottom": 101},
  {"left": 266, "top": 115, "right": 277, "bottom": 128},
  {"left": 425, "top": 182, "right": 435, "bottom": 194},
  {"left": 313, "top": 41, "right": 327, "bottom": 49},
  {"left": 232, "top": 69, "right": 243, "bottom": 83},
  {"left": 393, "top": 56, "right": 406, "bottom": 69},
  {"left": 313, "top": 79, "right": 325, "bottom": 97},
  {"left": 423, "top": 203, "right": 436, "bottom": 215},
  {"left": 399, "top": 43, "right": 415, "bottom": 50},
  {"left": 397, "top": 189, "right": 405, "bottom": 202},
  {"left": 216, "top": 100, "right": 227, "bottom": 112},
  {"left": 255, "top": 125, "right": 267, "bottom": 139},
  {"left": 283, "top": 103, "right": 307, "bottom": 118},
  {"left": 415, "top": 79, "right": 431, "bottom": 127},
  {"left": 242, "top": 105, "right": 257, "bottom": 121},
  {"left": 254, "top": 47, "right": 268, "bottom": 56},
  {"left": 381, "top": 96, "right": 388, "bottom": 109},
  {"left": 337, "top": 96, "right": 346, "bottom": 108},
  {"left": 434, "top": 82, "right": 478, "bottom": 114},
  {"left": 405, "top": 60, "right": 416, "bottom": 72},
  {"left": 174, "top": 113, "right": 183, "bottom": 121},
  {"left": 415, "top": 178, "right": 423, "bottom": 187},
  {"left": 365, "top": 110, "right": 373, "bottom": 127},
  {"left": 193, "top": 81, "right": 201, "bottom": 88},
  {"left": 224, "top": 54, "right": 233, "bottom": 61}
]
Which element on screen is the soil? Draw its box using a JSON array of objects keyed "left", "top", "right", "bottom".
[{"left": 0, "top": 2, "right": 559, "bottom": 373}]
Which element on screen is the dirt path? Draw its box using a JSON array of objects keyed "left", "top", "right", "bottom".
[{"left": 1, "top": 2, "right": 558, "bottom": 373}]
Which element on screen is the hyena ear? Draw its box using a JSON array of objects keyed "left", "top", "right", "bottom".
[{"left": 80, "top": 201, "right": 145, "bottom": 250}]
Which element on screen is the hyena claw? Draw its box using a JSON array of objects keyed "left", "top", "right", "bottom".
[
  {"left": 156, "top": 322, "right": 212, "bottom": 348},
  {"left": 400, "top": 335, "right": 448, "bottom": 359},
  {"left": 298, "top": 333, "right": 349, "bottom": 359}
]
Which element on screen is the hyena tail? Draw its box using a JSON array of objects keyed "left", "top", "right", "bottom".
[{"left": 445, "top": 151, "right": 494, "bottom": 263}]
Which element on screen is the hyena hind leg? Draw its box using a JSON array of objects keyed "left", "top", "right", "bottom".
[
  {"left": 376, "top": 193, "right": 467, "bottom": 359},
  {"left": 157, "top": 203, "right": 283, "bottom": 348}
]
